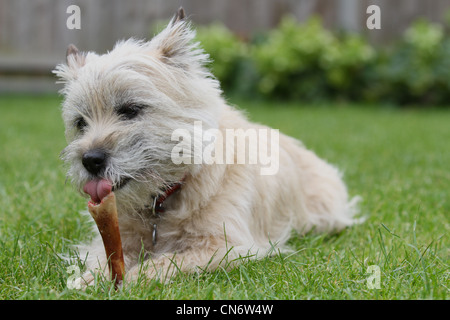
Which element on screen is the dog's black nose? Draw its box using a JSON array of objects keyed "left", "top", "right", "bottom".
[{"left": 82, "top": 149, "right": 107, "bottom": 175}]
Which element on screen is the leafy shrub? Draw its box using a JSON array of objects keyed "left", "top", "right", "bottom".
[
  {"left": 322, "top": 33, "right": 376, "bottom": 100},
  {"left": 194, "top": 16, "right": 450, "bottom": 106},
  {"left": 374, "top": 19, "right": 450, "bottom": 105},
  {"left": 252, "top": 16, "right": 335, "bottom": 100},
  {"left": 195, "top": 23, "right": 250, "bottom": 93},
  {"left": 252, "top": 16, "right": 376, "bottom": 101}
]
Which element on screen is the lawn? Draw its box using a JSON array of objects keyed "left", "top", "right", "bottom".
[{"left": 0, "top": 95, "right": 448, "bottom": 300}]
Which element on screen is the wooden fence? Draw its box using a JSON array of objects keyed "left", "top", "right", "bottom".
[{"left": 0, "top": 0, "right": 449, "bottom": 92}]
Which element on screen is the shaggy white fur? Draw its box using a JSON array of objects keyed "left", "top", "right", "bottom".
[{"left": 54, "top": 9, "right": 360, "bottom": 285}]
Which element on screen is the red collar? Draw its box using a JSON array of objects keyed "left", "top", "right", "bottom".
[
  {"left": 152, "top": 179, "right": 184, "bottom": 215},
  {"left": 151, "top": 177, "right": 185, "bottom": 247}
]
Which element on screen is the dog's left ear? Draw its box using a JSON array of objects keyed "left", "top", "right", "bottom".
[
  {"left": 174, "top": 7, "right": 185, "bottom": 23},
  {"left": 150, "top": 7, "right": 206, "bottom": 68},
  {"left": 157, "top": 7, "right": 189, "bottom": 60}
]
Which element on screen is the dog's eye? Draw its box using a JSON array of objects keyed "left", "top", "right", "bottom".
[
  {"left": 117, "top": 104, "right": 142, "bottom": 121},
  {"left": 74, "top": 117, "right": 87, "bottom": 131}
]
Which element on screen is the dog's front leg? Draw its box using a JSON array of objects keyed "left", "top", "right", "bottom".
[
  {"left": 125, "top": 245, "right": 259, "bottom": 283},
  {"left": 125, "top": 249, "right": 218, "bottom": 282}
]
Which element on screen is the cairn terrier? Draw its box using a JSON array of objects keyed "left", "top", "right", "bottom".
[{"left": 54, "top": 8, "right": 359, "bottom": 285}]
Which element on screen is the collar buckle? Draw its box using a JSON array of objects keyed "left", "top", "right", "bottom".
[{"left": 151, "top": 178, "right": 185, "bottom": 247}]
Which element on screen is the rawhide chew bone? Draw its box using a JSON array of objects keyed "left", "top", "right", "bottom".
[{"left": 87, "top": 192, "right": 125, "bottom": 287}]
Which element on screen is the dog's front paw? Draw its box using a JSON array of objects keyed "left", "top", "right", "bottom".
[
  {"left": 75, "top": 268, "right": 113, "bottom": 290},
  {"left": 67, "top": 271, "right": 94, "bottom": 290}
]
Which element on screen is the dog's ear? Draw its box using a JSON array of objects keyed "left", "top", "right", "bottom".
[
  {"left": 150, "top": 7, "right": 208, "bottom": 68},
  {"left": 174, "top": 7, "right": 185, "bottom": 23},
  {"left": 66, "top": 44, "right": 86, "bottom": 69},
  {"left": 53, "top": 44, "right": 87, "bottom": 83},
  {"left": 157, "top": 7, "right": 190, "bottom": 60}
]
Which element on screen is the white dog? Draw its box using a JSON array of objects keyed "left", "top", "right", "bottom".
[{"left": 54, "top": 8, "right": 359, "bottom": 285}]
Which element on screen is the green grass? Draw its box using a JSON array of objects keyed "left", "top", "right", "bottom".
[{"left": 0, "top": 95, "right": 448, "bottom": 299}]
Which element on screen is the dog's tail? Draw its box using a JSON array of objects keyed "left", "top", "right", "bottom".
[{"left": 289, "top": 155, "right": 365, "bottom": 235}]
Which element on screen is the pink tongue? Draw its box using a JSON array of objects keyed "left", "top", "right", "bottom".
[{"left": 83, "top": 179, "right": 112, "bottom": 204}]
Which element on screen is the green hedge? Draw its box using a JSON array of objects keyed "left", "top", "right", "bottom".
[{"left": 196, "top": 16, "right": 450, "bottom": 106}]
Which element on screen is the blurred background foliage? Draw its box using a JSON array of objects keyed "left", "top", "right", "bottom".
[{"left": 196, "top": 15, "right": 450, "bottom": 106}]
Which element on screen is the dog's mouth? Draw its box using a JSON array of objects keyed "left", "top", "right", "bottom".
[
  {"left": 83, "top": 177, "right": 131, "bottom": 204},
  {"left": 113, "top": 177, "right": 131, "bottom": 192}
]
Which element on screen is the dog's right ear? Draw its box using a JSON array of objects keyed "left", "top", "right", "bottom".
[
  {"left": 66, "top": 44, "right": 86, "bottom": 69},
  {"left": 53, "top": 44, "right": 87, "bottom": 83}
]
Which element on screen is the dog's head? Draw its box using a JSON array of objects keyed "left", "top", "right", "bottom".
[{"left": 54, "top": 8, "right": 222, "bottom": 211}]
